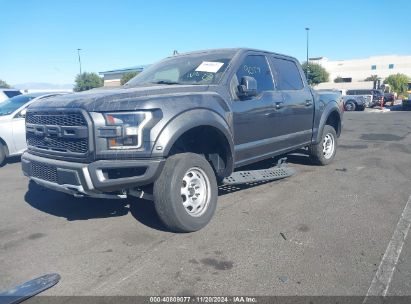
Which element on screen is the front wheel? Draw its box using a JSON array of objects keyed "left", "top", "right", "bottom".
[
  {"left": 153, "top": 152, "right": 218, "bottom": 232},
  {"left": 308, "top": 125, "right": 337, "bottom": 165}
]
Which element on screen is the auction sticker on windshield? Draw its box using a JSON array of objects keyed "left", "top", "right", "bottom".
[{"left": 195, "top": 61, "right": 224, "bottom": 73}]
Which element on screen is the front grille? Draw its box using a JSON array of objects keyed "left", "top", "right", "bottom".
[
  {"left": 27, "top": 133, "right": 89, "bottom": 153},
  {"left": 26, "top": 110, "right": 90, "bottom": 157},
  {"left": 31, "top": 161, "right": 58, "bottom": 183},
  {"left": 26, "top": 112, "right": 87, "bottom": 126}
]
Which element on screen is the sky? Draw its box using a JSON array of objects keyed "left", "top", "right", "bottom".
[{"left": 1, "top": 0, "right": 410, "bottom": 85}]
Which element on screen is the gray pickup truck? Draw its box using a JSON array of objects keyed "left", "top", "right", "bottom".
[{"left": 22, "top": 48, "right": 343, "bottom": 232}]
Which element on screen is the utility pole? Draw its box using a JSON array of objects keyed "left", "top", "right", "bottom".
[
  {"left": 305, "top": 28, "right": 310, "bottom": 80},
  {"left": 305, "top": 28, "right": 310, "bottom": 64},
  {"left": 77, "top": 48, "right": 82, "bottom": 75}
]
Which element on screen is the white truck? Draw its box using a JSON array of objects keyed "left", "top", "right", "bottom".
[{"left": 317, "top": 89, "right": 368, "bottom": 111}]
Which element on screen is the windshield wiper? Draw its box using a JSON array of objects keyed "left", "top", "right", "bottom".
[{"left": 151, "top": 80, "right": 181, "bottom": 85}]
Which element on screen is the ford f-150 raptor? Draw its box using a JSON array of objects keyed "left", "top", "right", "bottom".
[{"left": 22, "top": 48, "right": 343, "bottom": 232}]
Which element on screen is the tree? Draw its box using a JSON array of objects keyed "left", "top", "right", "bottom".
[
  {"left": 383, "top": 73, "right": 410, "bottom": 94},
  {"left": 364, "top": 75, "right": 379, "bottom": 82},
  {"left": 74, "top": 72, "right": 103, "bottom": 92},
  {"left": 301, "top": 62, "right": 329, "bottom": 85},
  {"left": 334, "top": 76, "right": 344, "bottom": 83},
  {"left": 0, "top": 79, "right": 11, "bottom": 88},
  {"left": 120, "top": 71, "right": 138, "bottom": 85}
]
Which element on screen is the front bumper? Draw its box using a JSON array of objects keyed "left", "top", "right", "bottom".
[{"left": 21, "top": 152, "right": 164, "bottom": 199}]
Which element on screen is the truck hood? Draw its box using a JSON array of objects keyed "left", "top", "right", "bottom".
[{"left": 28, "top": 85, "right": 213, "bottom": 112}]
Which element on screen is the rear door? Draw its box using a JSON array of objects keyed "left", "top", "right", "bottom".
[{"left": 268, "top": 57, "right": 314, "bottom": 150}]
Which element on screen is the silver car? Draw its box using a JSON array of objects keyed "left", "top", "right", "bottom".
[{"left": 0, "top": 92, "right": 67, "bottom": 165}]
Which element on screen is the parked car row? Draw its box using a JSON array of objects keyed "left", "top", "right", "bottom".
[
  {"left": 346, "top": 89, "right": 385, "bottom": 107},
  {"left": 326, "top": 89, "right": 390, "bottom": 111},
  {"left": 317, "top": 89, "right": 368, "bottom": 111},
  {"left": 0, "top": 92, "right": 68, "bottom": 165}
]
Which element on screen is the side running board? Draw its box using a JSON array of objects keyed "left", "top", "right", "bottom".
[{"left": 223, "top": 158, "right": 296, "bottom": 185}]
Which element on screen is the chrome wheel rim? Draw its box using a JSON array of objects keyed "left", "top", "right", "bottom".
[
  {"left": 181, "top": 167, "right": 211, "bottom": 217},
  {"left": 345, "top": 103, "right": 353, "bottom": 111},
  {"left": 323, "top": 133, "right": 335, "bottom": 159}
]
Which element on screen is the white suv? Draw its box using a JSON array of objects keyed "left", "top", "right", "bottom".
[{"left": 0, "top": 92, "right": 67, "bottom": 166}]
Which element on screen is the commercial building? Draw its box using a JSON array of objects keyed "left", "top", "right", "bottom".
[
  {"left": 99, "top": 65, "right": 146, "bottom": 87},
  {"left": 310, "top": 55, "right": 411, "bottom": 83}
]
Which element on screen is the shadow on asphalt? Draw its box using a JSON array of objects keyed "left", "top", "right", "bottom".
[
  {"left": 24, "top": 181, "right": 169, "bottom": 231},
  {"left": 24, "top": 151, "right": 309, "bottom": 230},
  {"left": 128, "top": 197, "right": 169, "bottom": 232},
  {"left": 24, "top": 181, "right": 130, "bottom": 221}
]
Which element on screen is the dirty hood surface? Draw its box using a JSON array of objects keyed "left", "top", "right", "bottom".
[{"left": 28, "top": 85, "right": 212, "bottom": 112}]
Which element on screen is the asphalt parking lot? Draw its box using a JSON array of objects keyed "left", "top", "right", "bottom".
[{"left": 1, "top": 111, "right": 411, "bottom": 298}]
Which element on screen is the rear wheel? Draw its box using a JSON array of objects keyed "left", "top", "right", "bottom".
[
  {"left": 153, "top": 152, "right": 218, "bottom": 232},
  {"left": 344, "top": 100, "right": 356, "bottom": 111},
  {"left": 0, "top": 143, "right": 6, "bottom": 167},
  {"left": 308, "top": 125, "right": 337, "bottom": 165}
]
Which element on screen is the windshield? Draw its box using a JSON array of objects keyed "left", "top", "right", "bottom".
[
  {"left": 125, "top": 51, "right": 235, "bottom": 87},
  {"left": 0, "top": 95, "right": 35, "bottom": 116}
]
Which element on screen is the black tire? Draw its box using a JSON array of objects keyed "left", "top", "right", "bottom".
[
  {"left": 344, "top": 100, "right": 356, "bottom": 111},
  {"left": 0, "top": 143, "right": 6, "bottom": 167},
  {"left": 153, "top": 152, "right": 218, "bottom": 232},
  {"left": 308, "top": 125, "right": 337, "bottom": 165},
  {"left": 358, "top": 105, "right": 365, "bottom": 111}
]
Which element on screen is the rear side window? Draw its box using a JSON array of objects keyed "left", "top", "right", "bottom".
[
  {"left": 271, "top": 58, "right": 304, "bottom": 90},
  {"left": 235, "top": 55, "right": 274, "bottom": 93}
]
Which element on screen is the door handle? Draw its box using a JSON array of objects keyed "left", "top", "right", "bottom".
[
  {"left": 275, "top": 101, "right": 284, "bottom": 109},
  {"left": 305, "top": 100, "right": 313, "bottom": 107}
]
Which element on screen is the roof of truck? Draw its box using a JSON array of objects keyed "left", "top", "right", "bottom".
[{"left": 169, "top": 48, "right": 297, "bottom": 61}]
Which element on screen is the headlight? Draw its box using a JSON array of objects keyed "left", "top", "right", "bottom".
[{"left": 103, "top": 111, "right": 152, "bottom": 149}]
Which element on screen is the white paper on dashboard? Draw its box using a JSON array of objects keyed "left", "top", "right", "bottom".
[{"left": 195, "top": 61, "right": 224, "bottom": 73}]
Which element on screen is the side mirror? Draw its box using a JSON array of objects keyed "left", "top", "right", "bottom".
[
  {"left": 237, "top": 76, "right": 257, "bottom": 98},
  {"left": 17, "top": 108, "right": 27, "bottom": 118}
]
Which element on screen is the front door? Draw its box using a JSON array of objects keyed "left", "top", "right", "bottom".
[{"left": 230, "top": 54, "right": 283, "bottom": 166}]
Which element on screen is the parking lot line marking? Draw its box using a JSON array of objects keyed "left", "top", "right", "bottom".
[{"left": 363, "top": 195, "right": 411, "bottom": 302}]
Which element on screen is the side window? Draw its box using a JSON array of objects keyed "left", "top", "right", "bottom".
[
  {"left": 154, "top": 68, "right": 179, "bottom": 82},
  {"left": 271, "top": 58, "right": 304, "bottom": 90},
  {"left": 235, "top": 55, "right": 274, "bottom": 94}
]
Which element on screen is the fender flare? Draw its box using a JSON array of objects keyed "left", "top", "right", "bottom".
[
  {"left": 151, "top": 109, "right": 235, "bottom": 175},
  {"left": 313, "top": 102, "right": 342, "bottom": 144}
]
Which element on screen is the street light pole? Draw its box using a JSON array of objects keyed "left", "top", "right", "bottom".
[
  {"left": 305, "top": 27, "right": 310, "bottom": 80},
  {"left": 77, "top": 48, "right": 82, "bottom": 75}
]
